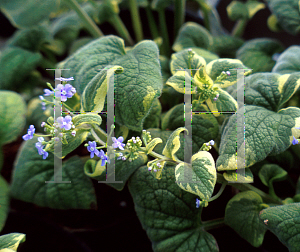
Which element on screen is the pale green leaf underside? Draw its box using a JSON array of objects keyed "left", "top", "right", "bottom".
[
  {"left": 223, "top": 168, "right": 253, "bottom": 183},
  {"left": 128, "top": 164, "right": 219, "bottom": 252},
  {"left": 0, "top": 91, "right": 26, "bottom": 146},
  {"left": 0, "top": 233, "right": 26, "bottom": 251},
  {"left": 225, "top": 191, "right": 268, "bottom": 247},
  {"left": 11, "top": 137, "right": 97, "bottom": 209},
  {"left": 217, "top": 105, "right": 300, "bottom": 171},
  {"left": 175, "top": 151, "right": 216, "bottom": 200},
  {"left": 258, "top": 164, "right": 287, "bottom": 187},
  {"left": 259, "top": 203, "right": 300, "bottom": 252}
]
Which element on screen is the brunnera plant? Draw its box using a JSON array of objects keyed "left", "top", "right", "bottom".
[{"left": 0, "top": 0, "right": 300, "bottom": 251}]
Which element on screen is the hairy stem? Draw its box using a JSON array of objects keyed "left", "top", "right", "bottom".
[
  {"left": 158, "top": 9, "right": 171, "bottom": 57},
  {"left": 202, "top": 218, "right": 225, "bottom": 231},
  {"left": 64, "top": 0, "right": 103, "bottom": 38},
  {"left": 232, "top": 19, "right": 247, "bottom": 37},
  {"left": 109, "top": 15, "right": 134, "bottom": 46},
  {"left": 208, "top": 183, "right": 226, "bottom": 202},
  {"left": 145, "top": 5, "right": 159, "bottom": 39},
  {"left": 128, "top": 0, "right": 143, "bottom": 42},
  {"left": 174, "top": 0, "right": 186, "bottom": 39}
]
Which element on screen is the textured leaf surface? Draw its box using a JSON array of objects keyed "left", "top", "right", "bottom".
[
  {"left": 172, "top": 22, "right": 213, "bottom": 51},
  {"left": 0, "top": 47, "right": 42, "bottom": 89},
  {"left": 235, "top": 72, "right": 300, "bottom": 111},
  {"left": 272, "top": 46, "right": 300, "bottom": 74},
  {"left": 266, "top": 0, "right": 300, "bottom": 35},
  {"left": 223, "top": 168, "right": 253, "bottom": 183},
  {"left": 236, "top": 38, "right": 284, "bottom": 73},
  {"left": 175, "top": 151, "right": 216, "bottom": 200},
  {"left": 72, "top": 113, "right": 102, "bottom": 127},
  {"left": 11, "top": 137, "right": 97, "bottom": 209},
  {"left": 0, "top": 233, "right": 26, "bottom": 251},
  {"left": 0, "top": 176, "right": 9, "bottom": 233},
  {"left": 0, "top": 91, "right": 26, "bottom": 145},
  {"left": 142, "top": 98, "right": 162, "bottom": 129},
  {"left": 84, "top": 153, "right": 148, "bottom": 191},
  {"left": 0, "top": 0, "right": 58, "bottom": 28},
  {"left": 259, "top": 203, "right": 300, "bottom": 252},
  {"left": 225, "top": 191, "right": 268, "bottom": 247},
  {"left": 128, "top": 164, "right": 219, "bottom": 252},
  {"left": 217, "top": 105, "right": 300, "bottom": 171},
  {"left": 209, "top": 35, "right": 244, "bottom": 57},
  {"left": 60, "top": 36, "right": 162, "bottom": 131}
]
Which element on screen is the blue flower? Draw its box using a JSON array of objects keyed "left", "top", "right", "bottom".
[
  {"left": 112, "top": 136, "right": 125, "bottom": 150},
  {"left": 22, "top": 125, "right": 35, "bottom": 140},
  {"left": 56, "top": 84, "right": 76, "bottom": 102},
  {"left": 87, "top": 141, "right": 100, "bottom": 158},
  {"left": 35, "top": 137, "right": 48, "bottom": 159},
  {"left": 292, "top": 136, "right": 299, "bottom": 145},
  {"left": 196, "top": 198, "right": 200, "bottom": 208},
  {"left": 97, "top": 149, "right": 108, "bottom": 166},
  {"left": 44, "top": 89, "right": 54, "bottom": 96},
  {"left": 41, "top": 102, "right": 46, "bottom": 111},
  {"left": 55, "top": 77, "right": 74, "bottom": 82},
  {"left": 56, "top": 115, "right": 73, "bottom": 131}
]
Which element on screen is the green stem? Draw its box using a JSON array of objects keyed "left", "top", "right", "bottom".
[
  {"left": 196, "top": 0, "right": 211, "bottom": 31},
  {"left": 268, "top": 183, "right": 281, "bottom": 202},
  {"left": 62, "top": 103, "right": 74, "bottom": 113},
  {"left": 231, "top": 19, "right": 248, "bottom": 37},
  {"left": 64, "top": 0, "right": 103, "bottom": 38},
  {"left": 145, "top": 6, "right": 160, "bottom": 39},
  {"left": 158, "top": 9, "right": 171, "bottom": 57},
  {"left": 202, "top": 218, "right": 225, "bottom": 231},
  {"left": 109, "top": 15, "right": 134, "bottom": 46},
  {"left": 208, "top": 183, "right": 226, "bottom": 202},
  {"left": 139, "top": 146, "right": 179, "bottom": 165},
  {"left": 128, "top": 0, "right": 143, "bottom": 42},
  {"left": 174, "top": 0, "right": 186, "bottom": 39}
]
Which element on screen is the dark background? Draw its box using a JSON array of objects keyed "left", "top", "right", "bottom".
[{"left": 1, "top": 0, "right": 298, "bottom": 251}]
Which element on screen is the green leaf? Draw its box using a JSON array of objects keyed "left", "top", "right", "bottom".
[
  {"left": 60, "top": 36, "right": 162, "bottom": 132},
  {"left": 272, "top": 46, "right": 300, "bottom": 74},
  {"left": 170, "top": 48, "right": 207, "bottom": 75},
  {"left": 142, "top": 98, "right": 162, "bottom": 129},
  {"left": 191, "top": 48, "right": 219, "bottom": 64},
  {"left": 172, "top": 22, "right": 213, "bottom": 52},
  {"left": 175, "top": 151, "right": 216, "bottom": 200},
  {"left": 159, "top": 55, "right": 171, "bottom": 83},
  {"left": 68, "top": 37, "right": 93, "bottom": 55},
  {"left": 0, "top": 47, "right": 42, "bottom": 90},
  {"left": 266, "top": 0, "right": 300, "bottom": 35},
  {"left": 162, "top": 127, "right": 188, "bottom": 162},
  {"left": 217, "top": 105, "right": 300, "bottom": 171},
  {"left": 0, "top": 148, "right": 3, "bottom": 172},
  {"left": 267, "top": 14, "right": 283, "bottom": 32},
  {"left": 161, "top": 103, "right": 219, "bottom": 153},
  {"left": 6, "top": 24, "right": 52, "bottom": 52},
  {"left": 151, "top": 0, "right": 173, "bottom": 10},
  {"left": 223, "top": 168, "right": 254, "bottom": 183},
  {"left": 225, "top": 191, "right": 268, "bottom": 247},
  {"left": 72, "top": 113, "right": 102, "bottom": 127},
  {"left": 0, "top": 233, "right": 26, "bottom": 251},
  {"left": 0, "top": 0, "right": 58, "bottom": 28},
  {"left": 236, "top": 38, "right": 284, "bottom": 73},
  {"left": 0, "top": 91, "right": 26, "bottom": 145},
  {"left": 245, "top": 1, "right": 266, "bottom": 19},
  {"left": 52, "top": 128, "right": 90, "bottom": 159},
  {"left": 128, "top": 164, "right": 219, "bottom": 252},
  {"left": 227, "top": 1, "right": 248, "bottom": 21},
  {"left": 238, "top": 72, "right": 300, "bottom": 111},
  {"left": 11, "top": 138, "right": 97, "bottom": 209},
  {"left": 205, "top": 58, "right": 252, "bottom": 88},
  {"left": 146, "top": 138, "right": 163, "bottom": 154},
  {"left": 0, "top": 176, "right": 9, "bottom": 233},
  {"left": 209, "top": 35, "right": 244, "bottom": 57},
  {"left": 84, "top": 153, "right": 148, "bottom": 191},
  {"left": 258, "top": 164, "right": 287, "bottom": 187},
  {"left": 166, "top": 71, "right": 195, "bottom": 95},
  {"left": 259, "top": 203, "right": 300, "bottom": 252}
]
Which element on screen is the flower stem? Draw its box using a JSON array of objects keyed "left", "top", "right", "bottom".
[
  {"left": 231, "top": 19, "right": 247, "bottom": 37},
  {"left": 145, "top": 6, "right": 159, "bottom": 39},
  {"left": 208, "top": 183, "right": 226, "bottom": 202},
  {"left": 158, "top": 9, "right": 171, "bottom": 57},
  {"left": 128, "top": 0, "right": 143, "bottom": 42},
  {"left": 90, "top": 124, "right": 107, "bottom": 146},
  {"left": 196, "top": 0, "right": 211, "bottom": 31},
  {"left": 202, "top": 218, "right": 225, "bottom": 231},
  {"left": 174, "top": 0, "right": 186, "bottom": 39},
  {"left": 139, "top": 147, "right": 178, "bottom": 165},
  {"left": 109, "top": 15, "right": 134, "bottom": 46},
  {"left": 62, "top": 103, "right": 75, "bottom": 115},
  {"left": 63, "top": 0, "right": 103, "bottom": 38}
]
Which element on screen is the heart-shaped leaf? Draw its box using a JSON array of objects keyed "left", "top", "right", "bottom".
[
  {"left": 272, "top": 46, "right": 300, "bottom": 74},
  {"left": 11, "top": 137, "right": 97, "bottom": 209},
  {"left": 225, "top": 191, "right": 268, "bottom": 247}
]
